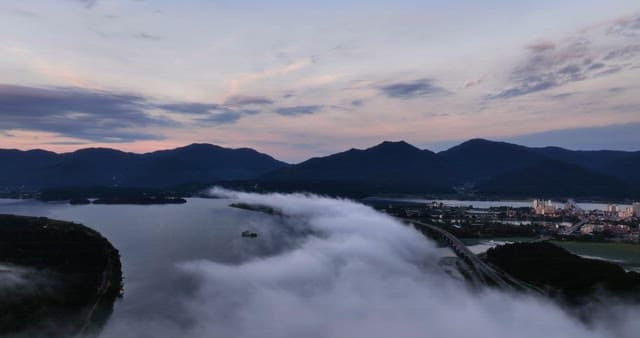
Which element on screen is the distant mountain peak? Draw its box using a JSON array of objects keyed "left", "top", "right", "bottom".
[
  {"left": 178, "top": 143, "right": 223, "bottom": 150},
  {"left": 380, "top": 140, "right": 410, "bottom": 145},
  {"left": 368, "top": 140, "right": 420, "bottom": 152},
  {"left": 465, "top": 138, "right": 491, "bottom": 143},
  {"left": 68, "top": 148, "right": 129, "bottom": 156},
  {"left": 443, "top": 138, "right": 532, "bottom": 154},
  {"left": 457, "top": 138, "right": 502, "bottom": 147}
]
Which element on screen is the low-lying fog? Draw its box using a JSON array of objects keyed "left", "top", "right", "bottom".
[
  {"left": 2, "top": 190, "right": 638, "bottom": 337},
  {"left": 100, "top": 189, "right": 640, "bottom": 338}
]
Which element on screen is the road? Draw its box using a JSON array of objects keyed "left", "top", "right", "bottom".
[
  {"left": 560, "top": 219, "right": 588, "bottom": 236},
  {"left": 402, "top": 218, "right": 542, "bottom": 293}
]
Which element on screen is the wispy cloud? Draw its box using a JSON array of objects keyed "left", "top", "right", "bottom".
[
  {"left": 223, "top": 95, "right": 274, "bottom": 107},
  {"left": 157, "top": 102, "right": 220, "bottom": 115},
  {"left": 73, "top": 0, "right": 98, "bottom": 9},
  {"left": 525, "top": 40, "right": 556, "bottom": 52},
  {"left": 604, "top": 15, "right": 640, "bottom": 37},
  {"left": 159, "top": 97, "right": 325, "bottom": 124},
  {"left": 196, "top": 110, "right": 259, "bottom": 124},
  {"left": 134, "top": 33, "right": 163, "bottom": 41},
  {"left": 159, "top": 98, "right": 274, "bottom": 124},
  {"left": 491, "top": 14, "right": 640, "bottom": 99},
  {"left": 275, "top": 105, "right": 324, "bottom": 116},
  {"left": 0, "top": 84, "right": 172, "bottom": 142},
  {"left": 11, "top": 9, "right": 39, "bottom": 18},
  {"left": 380, "top": 79, "right": 448, "bottom": 99},
  {"left": 0, "top": 84, "right": 290, "bottom": 137},
  {"left": 225, "top": 58, "right": 314, "bottom": 99}
]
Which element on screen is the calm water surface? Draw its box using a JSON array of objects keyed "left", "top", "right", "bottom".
[{"left": 0, "top": 198, "right": 300, "bottom": 332}]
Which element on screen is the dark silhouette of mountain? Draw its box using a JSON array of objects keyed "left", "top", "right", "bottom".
[
  {"left": 603, "top": 153, "right": 640, "bottom": 187},
  {"left": 477, "top": 160, "right": 633, "bottom": 198},
  {"left": 253, "top": 138, "right": 638, "bottom": 198},
  {"left": 0, "top": 144, "right": 287, "bottom": 189},
  {"left": 1, "top": 139, "right": 637, "bottom": 199},
  {"left": 530, "top": 146, "right": 633, "bottom": 172},
  {"left": 37, "top": 148, "right": 143, "bottom": 187},
  {"left": 259, "top": 141, "right": 454, "bottom": 194},
  {"left": 0, "top": 149, "right": 59, "bottom": 187},
  {"left": 438, "top": 139, "right": 547, "bottom": 182},
  {"left": 436, "top": 139, "right": 638, "bottom": 196},
  {"left": 137, "top": 144, "right": 289, "bottom": 186}
]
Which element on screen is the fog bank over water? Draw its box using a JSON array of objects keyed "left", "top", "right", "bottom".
[
  {"left": 95, "top": 188, "right": 638, "bottom": 338},
  {"left": 0, "top": 264, "right": 32, "bottom": 290}
]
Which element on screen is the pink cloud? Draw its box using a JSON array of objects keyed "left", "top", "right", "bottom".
[{"left": 525, "top": 40, "right": 556, "bottom": 52}]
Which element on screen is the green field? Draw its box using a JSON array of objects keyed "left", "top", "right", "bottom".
[
  {"left": 551, "top": 241, "right": 640, "bottom": 272},
  {"left": 461, "top": 237, "right": 536, "bottom": 247}
]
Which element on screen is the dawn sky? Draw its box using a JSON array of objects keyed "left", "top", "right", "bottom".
[{"left": 1, "top": 0, "right": 639, "bottom": 161}]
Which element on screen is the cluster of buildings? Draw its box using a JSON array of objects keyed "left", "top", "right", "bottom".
[
  {"left": 604, "top": 203, "right": 640, "bottom": 219},
  {"left": 581, "top": 223, "right": 631, "bottom": 235},
  {"left": 533, "top": 199, "right": 557, "bottom": 215},
  {"left": 377, "top": 198, "right": 640, "bottom": 242},
  {"left": 530, "top": 199, "right": 640, "bottom": 242},
  {"left": 533, "top": 199, "right": 640, "bottom": 220}
]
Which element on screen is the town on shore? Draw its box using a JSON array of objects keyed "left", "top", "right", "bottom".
[{"left": 371, "top": 199, "right": 640, "bottom": 243}]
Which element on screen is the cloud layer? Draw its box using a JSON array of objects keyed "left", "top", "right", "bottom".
[
  {"left": 491, "top": 14, "right": 640, "bottom": 99},
  {"left": 0, "top": 84, "right": 171, "bottom": 142},
  {"left": 0, "top": 84, "right": 330, "bottom": 141},
  {"left": 380, "top": 79, "right": 447, "bottom": 99},
  {"left": 93, "top": 189, "right": 640, "bottom": 338}
]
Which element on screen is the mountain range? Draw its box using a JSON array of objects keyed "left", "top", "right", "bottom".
[
  {"left": 1, "top": 139, "right": 638, "bottom": 199},
  {"left": 0, "top": 143, "right": 286, "bottom": 189}
]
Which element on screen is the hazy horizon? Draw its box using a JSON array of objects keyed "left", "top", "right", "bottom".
[{"left": 2, "top": 123, "right": 640, "bottom": 164}]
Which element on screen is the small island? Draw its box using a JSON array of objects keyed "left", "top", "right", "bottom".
[
  {"left": 241, "top": 230, "right": 258, "bottom": 238},
  {"left": 36, "top": 187, "right": 189, "bottom": 205},
  {"left": 229, "top": 202, "right": 283, "bottom": 216},
  {"left": 0, "top": 214, "right": 123, "bottom": 336},
  {"left": 92, "top": 196, "right": 187, "bottom": 205}
]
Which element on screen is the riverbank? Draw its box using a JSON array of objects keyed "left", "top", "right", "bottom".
[
  {"left": 551, "top": 240, "right": 640, "bottom": 272},
  {"left": 0, "top": 214, "right": 123, "bottom": 336}
]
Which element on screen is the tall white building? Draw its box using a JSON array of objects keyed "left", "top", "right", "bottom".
[
  {"left": 620, "top": 207, "right": 634, "bottom": 219},
  {"left": 533, "top": 199, "right": 555, "bottom": 215}
]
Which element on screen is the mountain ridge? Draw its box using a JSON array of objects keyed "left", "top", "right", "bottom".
[
  {"left": 0, "top": 143, "right": 287, "bottom": 189},
  {"left": 1, "top": 139, "right": 638, "bottom": 199}
]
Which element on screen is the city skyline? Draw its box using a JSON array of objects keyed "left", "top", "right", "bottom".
[{"left": 1, "top": 1, "right": 639, "bottom": 161}]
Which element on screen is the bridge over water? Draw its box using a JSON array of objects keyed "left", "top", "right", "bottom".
[
  {"left": 402, "top": 218, "right": 544, "bottom": 293},
  {"left": 560, "top": 219, "right": 588, "bottom": 236}
]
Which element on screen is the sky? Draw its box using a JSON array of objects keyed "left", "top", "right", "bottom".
[{"left": 0, "top": 0, "right": 639, "bottom": 162}]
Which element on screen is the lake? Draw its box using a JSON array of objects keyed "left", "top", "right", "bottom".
[
  {"left": 0, "top": 197, "right": 306, "bottom": 334},
  {"left": 1, "top": 196, "right": 639, "bottom": 337}
]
